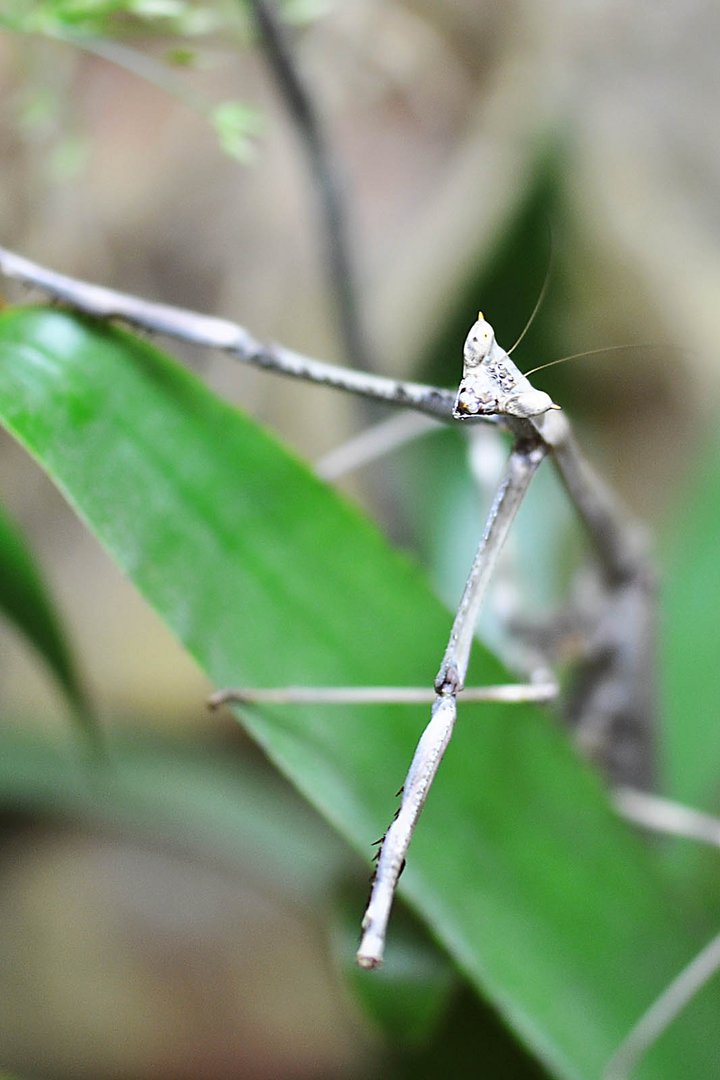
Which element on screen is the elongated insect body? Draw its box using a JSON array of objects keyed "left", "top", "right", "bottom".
[
  {"left": 454, "top": 313, "right": 560, "bottom": 420},
  {"left": 0, "top": 242, "right": 667, "bottom": 1042}
]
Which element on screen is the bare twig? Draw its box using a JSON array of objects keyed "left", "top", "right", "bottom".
[
  {"left": 247, "top": 0, "right": 372, "bottom": 370},
  {"left": 357, "top": 438, "right": 547, "bottom": 968},
  {"left": 0, "top": 247, "right": 466, "bottom": 421}
]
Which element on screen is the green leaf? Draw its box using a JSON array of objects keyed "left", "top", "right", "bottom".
[
  {"left": 2, "top": 0, "right": 219, "bottom": 37},
  {"left": 0, "top": 306, "right": 717, "bottom": 1078},
  {"left": 659, "top": 428, "right": 720, "bottom": 920},
  {"left": 0, "top": 497, "right": 97, "bottom": 744},
  {"left": 210, "top": 100, "right": 262, "bottom": 163},
  {"left": 0, "top": 729, "right": 350, "bottom": 903},
  {"left": 663, "top": 432, "right": 720, "bottom": 809}
]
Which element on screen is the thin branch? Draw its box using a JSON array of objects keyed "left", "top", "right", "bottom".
[
  {"left": 0, "top": 246, "right": 467, "bottom": 421},
  {"left": 247, "top": 0, "right": 372, "bottom": 370},
  {"left": 603, "top": 930, "right": 720, "bottom": 1080},
  {"left": 357, "top": 438, "right": 547, "bottom": 969},
  {"left": 209, "top": 681, "right": 558, "bottom": 707}
]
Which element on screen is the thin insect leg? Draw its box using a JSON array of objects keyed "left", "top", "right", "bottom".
[
  {"left": 613, "top": 787, "right": 720, "bottom": 850},
  {"left": 507, "top": 235, "right": 554, "bottom": 356},
  {"left": 434, "top": 440, "right": 548, "bottom": 693},
  {"left": 465, "top": 426, "right": 556, "bottom": 681},
  {"left": 0, "top": 246, "right": 469, "bottom": 422},
  {"left": 356, "top": 438, "right": 547, "bottom": 969},
  {"left": 536, "top": 410, "right": 649, "bottom": 584},
  {"left": 523, "top": 343, "right": 673, "bottom": 379},
  {"left": 357, "top": 694, "right": 456, "bottom": 971},
  {"left": 532, "top": 410, "right": 657, "bottom": 788},
  {"left": 603, "top": 790, "right": 720, "bottom": 1077},
  {"left": 602, "top": 930, "right": 720, "bottom": 1080},
  {"left": 209, "top": 682, "right": 558, "bottom": 708},
  {"left": 315, "top": 411, "right": 441, "bottom": 481}
]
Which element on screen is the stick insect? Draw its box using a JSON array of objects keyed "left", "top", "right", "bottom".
[{"left": 0, "top": 245, "right": 711, "bottom": 1077}]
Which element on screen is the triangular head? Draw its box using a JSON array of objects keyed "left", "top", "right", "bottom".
[{"left": 453, "top": 313, "right": 560, "bottom": 420}]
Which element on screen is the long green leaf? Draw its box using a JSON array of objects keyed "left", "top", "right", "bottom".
[
  {"left": 0, "top": 496, "right": 97, "bottom": 742},
  {"left": 0, "top": 729, "right": 349, "bottom": 903},
  {"left": 0, "top": 306, "right": 717, "bottom": 1078}
]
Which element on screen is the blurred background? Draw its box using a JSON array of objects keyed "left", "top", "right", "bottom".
[{"left": 0, "top": 0, "right": 719, "bottom": 1076}]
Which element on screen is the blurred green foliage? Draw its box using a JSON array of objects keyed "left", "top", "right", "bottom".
[{"left": 0, "top": 500, "right": 98, "bottom": 747}]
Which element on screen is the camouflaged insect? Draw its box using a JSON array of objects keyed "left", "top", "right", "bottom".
[{"left": 453, "top": 313, "right": 560, "bottom": 420}]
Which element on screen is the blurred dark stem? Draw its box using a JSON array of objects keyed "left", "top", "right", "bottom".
[{"left": 246, "top": 0, "right": 374, "bottom": 371}]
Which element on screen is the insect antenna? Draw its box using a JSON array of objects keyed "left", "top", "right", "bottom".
[
  {"left": 507, "top": 225, "right": 554, "bottom": 355},
  {"left": 523, "top": 343, "right": 671, "bottom": 379}
]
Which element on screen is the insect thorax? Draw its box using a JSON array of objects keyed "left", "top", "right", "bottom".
[{"left": 453, "top": 315, "right": 559, "bottom": 421}]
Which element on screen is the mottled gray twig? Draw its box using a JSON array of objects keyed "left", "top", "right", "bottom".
[{"left": 0, "top": 247, "right": 462, "bottom": 421}]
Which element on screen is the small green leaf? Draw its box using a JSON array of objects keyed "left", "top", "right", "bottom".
[
  {"left": 280, "top": 0, "right": 333, "bottom": 25},
  {"left": 3, "top": 0, "right": 219, "bottom": 36},
  {"left": 165, "top": 46, "right": 196, "bottom": 66},
  {"left": 49, "top": 135, "right": 90, "bottom": 182},
  {"left": 210, "top": 100, "right": 263, "bottom": 163}
]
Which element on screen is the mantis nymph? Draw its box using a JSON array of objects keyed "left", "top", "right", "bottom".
[{"left": 0, "top": 247, "right": 712, "bottom": 1078}]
